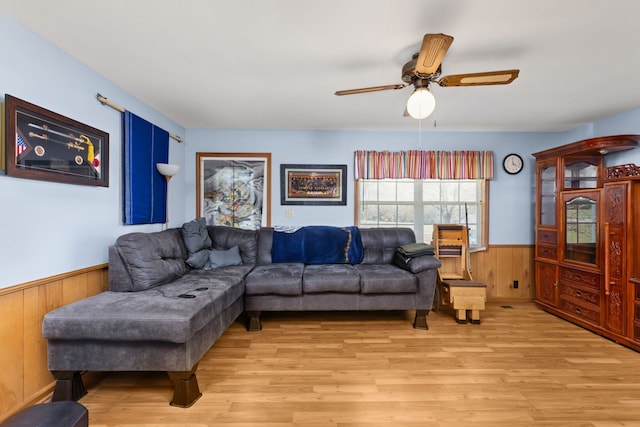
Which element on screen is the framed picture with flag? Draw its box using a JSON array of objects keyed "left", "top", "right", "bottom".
[{"left": 4, "top": 94, "right": 109, "bottom": 186}]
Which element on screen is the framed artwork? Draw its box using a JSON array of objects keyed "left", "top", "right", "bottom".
[
  {"left": 196, "top": 152, "right": 271, "bottom": 229},
  {"left": 4, "top": 94, "right": 109, "bottom": 186},
  {"left": 281, "top": 164, "right": 347, "bottom": 205}
]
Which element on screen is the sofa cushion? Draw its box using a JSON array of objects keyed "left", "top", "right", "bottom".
[
  {"left": 359, "top": 228, "right": 416, "bottom": 264},
  {"left": 114, "top": 230, "right": 187, "bottom": 291},
  {"left": 209, "top": 245, "right": 242, "bottom": 268},
  {"left": 393, "top": 252, "right": 441, "bottom": 274},
  {"left": 208, "top": 225, "right": 259, "bottom": 265},
  {"left": 355, "top": 264, "right": 417, "bottom": 294},
  {"left": 181, "top": 218, "right": 212, "bottom": 254},
  {"left": 303, "top": 264, "right": 360, "bottom": 293},
  {"left": 187, "top": 249, "right": 210, "bottom": 269},
  {"left": 245, "top": 263, "right": 304, "bottom": 295},
  {"left": 43, "top": 268, "right": 247, "bottom": 343}
]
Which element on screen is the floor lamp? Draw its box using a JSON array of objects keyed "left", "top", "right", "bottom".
[{"left": 156, "top": 163, "right": 180, "bottom": 229}]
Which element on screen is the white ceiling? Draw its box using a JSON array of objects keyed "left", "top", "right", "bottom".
[{"left": 2, "top": 0, "right": 640, "bottom": 132}]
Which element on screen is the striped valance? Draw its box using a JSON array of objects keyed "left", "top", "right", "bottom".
[{"left": 354, "top": 150, "right": 494, "bottom": 180}]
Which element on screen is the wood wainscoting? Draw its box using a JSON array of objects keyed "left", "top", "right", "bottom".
[
  {"left": 470, "top": 244, "right": 535, "bottom": 302},
  {"left": 0, "top": 265, "right": 108, "bottom": 422}
]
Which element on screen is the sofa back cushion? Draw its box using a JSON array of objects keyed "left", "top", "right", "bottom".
[
  {"left": 111, "top": 229, "right": 187, "bottom": 291},
  {"left": 256, "top": 227, "right": 275, "bottom": 265},
  {"left": 359, "top": 228, "right": 416, "bottom": 264},
  {"left": 207, "top": 225, "right": 258, "bottom": 265}
]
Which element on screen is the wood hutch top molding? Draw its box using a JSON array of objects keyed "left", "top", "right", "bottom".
[
  {"left": 606, "top": 163, "right": 640, "bottom": 181},
  {"left": 532, "top": 134, "right": 640, "bottom": 160}
]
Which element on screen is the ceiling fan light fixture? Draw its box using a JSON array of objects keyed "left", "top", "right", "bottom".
[{"left": 406, "top": 87, "right": 435, "bottom": 119}]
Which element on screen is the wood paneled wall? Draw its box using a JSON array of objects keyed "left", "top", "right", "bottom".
[
  {"left": 471, "top": 245, "right": 535, "bottom": 302},
  {"left": 0, "top": 245, "right": 533, "bottom": 421},
  {"left": 0, "top": 265, "right": 108, "bottom": 422}
]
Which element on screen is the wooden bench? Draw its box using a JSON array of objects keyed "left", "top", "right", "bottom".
[{"left": 439, "top": 280, "right": 487, "bottom": 324}]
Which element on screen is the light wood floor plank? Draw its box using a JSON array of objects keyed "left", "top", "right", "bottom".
[{"left": 82, "top": 303, "right": 640, "bottom": 426}]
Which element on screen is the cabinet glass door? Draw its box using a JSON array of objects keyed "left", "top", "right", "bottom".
[
  {"left": 564, "top": 160, "right": 599, "bottom": 189},
  {"left": 564, "top": 194, "right": 598, "bottom": 265},
  {"left": 539, "top": 164, "right": 556, "bottom": 226}
]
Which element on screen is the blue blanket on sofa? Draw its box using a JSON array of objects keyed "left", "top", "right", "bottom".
[{"left": 272, "top": 226, "right": 364, "bottom": 264}]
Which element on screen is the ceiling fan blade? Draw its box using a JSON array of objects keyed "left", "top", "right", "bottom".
[
  {"left": 414, "top": 33, "right": 454, "bottom": 76},
  {"left": 437, "top": 69, "right": 520, "bottom": 87},
  {"left": 335, "top": 84, "right": 406, "bottom": 96}
]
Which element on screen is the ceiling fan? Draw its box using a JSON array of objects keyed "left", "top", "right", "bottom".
[{"left": 335, "top": 33, "right": 520, "bottom": 119}]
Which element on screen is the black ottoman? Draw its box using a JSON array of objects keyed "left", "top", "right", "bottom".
[{"left": 1, "top": 401, "right": 88, "bottom": 427}]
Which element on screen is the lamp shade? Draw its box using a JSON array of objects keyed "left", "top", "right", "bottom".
[
  {"left": 156, "top": 163, "right": 180, "bottom": 177},
  {"left": 406, "top": 88, "right": 436, "bottom": 120}
]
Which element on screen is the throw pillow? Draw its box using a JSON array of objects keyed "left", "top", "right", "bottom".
[
  {"left": 186, "top": 249, "right": 211, "bottom": 269},
  {"left": 181, "top": 218, "right": 212, "bottom": 254},
  {"left": 209, "top": 245, "right": 243, "bottom": 268}
]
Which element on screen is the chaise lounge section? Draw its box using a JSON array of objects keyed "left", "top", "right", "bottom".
[{"left": 42, "top": 224, "right": 258, "bottom": 408}]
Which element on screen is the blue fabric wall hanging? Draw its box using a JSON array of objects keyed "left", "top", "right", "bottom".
[{"left": 123, "top": 111, "right": 169, "bottom": 224}]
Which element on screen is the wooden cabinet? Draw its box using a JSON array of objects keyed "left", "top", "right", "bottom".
[
  {"left": 603, "top": 182, "right": 627, "bottom": 335},
  {"left": 535, "top": 261, "right": 557, "bottom": 306},
  {"left": 533, "top": 135, "right": 640, "bottom": 351},
  {"left": 632, "top": 278, "right": 640, "bottom": 342}
]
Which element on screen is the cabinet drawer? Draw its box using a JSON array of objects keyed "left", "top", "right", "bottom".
[
  {"left": 559, "top": 283, "right": 599, "bottom": 306},
  {"left": 635, "top": 304, "right": 640, "bottom": 321},
  {"left": 538, "top": 230, "right": 557, "bottom": 245},
  {"left": 636, "top": 284, "right": 640, "bottom": 302},
  {"left": 559, "top": 298, "right": 600, "bottom": 325},
  {"left": 536, "top": 244, "right": 557, "bottom": 260},
  {"left": 559, "top": 267, "right": 600, "bottom": 290}
]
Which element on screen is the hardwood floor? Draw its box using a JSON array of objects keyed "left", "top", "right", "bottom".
[{"left": 81, "top": 303, "right": 640, "bottom": 426}]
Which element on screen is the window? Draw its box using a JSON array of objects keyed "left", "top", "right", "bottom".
[{"left": 357, "top": 179, "right": 488, "bottom": 250}]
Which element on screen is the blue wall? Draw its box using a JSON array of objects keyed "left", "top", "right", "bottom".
[
  {"left": 0, "top": 13, "right": 186, "bottom": 288},
  {"left": 1, "top": 11, "right": 640, "bottom": 289},
  {"left": 184, "top": 129, "right": 561, "bottom": 245}
]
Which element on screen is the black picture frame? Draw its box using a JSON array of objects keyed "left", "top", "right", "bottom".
[
  {"left": 4, "top": 95, "right": 109, "bottom": 186},
  {"left": 280, "top": 164, "right": 347, "bottom": 205}
]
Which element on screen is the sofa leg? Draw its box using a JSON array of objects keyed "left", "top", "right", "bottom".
[
  {"left": 413, "top": 310, "right": 429, "bottom": 330},
  {"left": 247, "top": 311, "right": 262, "bottom": 331},
  {"left": 167, "top": 364, "right": 202, "bottom": 408},
  {"left": 51, "top": 371, "right": 87, "bottom": 402}
]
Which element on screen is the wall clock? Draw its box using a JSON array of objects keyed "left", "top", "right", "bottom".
[{"left": 503, "top": 153, "right": 523, "bottom": 175}]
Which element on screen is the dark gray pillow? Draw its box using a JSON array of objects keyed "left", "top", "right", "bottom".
[
  {"left": 209, "top": 245, "right": 242, "bottom": 268},
  {"left": 186, "top": 249, "right": 211, "bottom": 269},
  {"left": 181, "top": 218, "right": 212, "bottom": 254}
]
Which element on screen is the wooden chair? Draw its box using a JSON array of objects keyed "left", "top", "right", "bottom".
[{"left": 432, "top": 224, "right": 487, "bottom": 324}]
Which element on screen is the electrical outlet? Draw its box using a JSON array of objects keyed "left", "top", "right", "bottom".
[{"left": 513, "top": 280, "right": 519, "bottom": 289}]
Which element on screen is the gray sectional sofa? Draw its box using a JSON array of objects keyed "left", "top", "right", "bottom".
[{"left": 42, "top": 222, "right": 440, "bottom": 408}]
